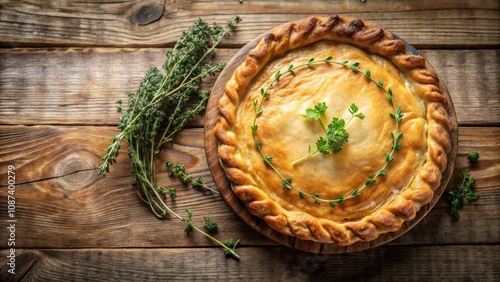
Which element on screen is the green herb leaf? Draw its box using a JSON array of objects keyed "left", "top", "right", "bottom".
[
  {"left": 377, "top": 169, "right": 387, "bottom": 177},
  {"left": 275, "top": 70, "right": 282, "bottom": 80},
  {"left": 355, "top": 113, "right": 365, "bottom": 119},
  {"left": 223, "top": 238, "right": 240, "bottom": 258},
  {"left": 302, "top": 102, "right": 328, "bottom": 121},
  {"left": 307, "top": 58, "right": 315, "bottom": 68},
  {"left": 467, "top": 152, "right": 480, "bottom": 162},
  {"left": 447, "top": 170, "right": 479, "bottom": 220},
  {"left": 388, "top": 95, "right": 394, "bottom": 105},
  {"left": 365, "top": 179, "right": 377, "bottom": 186},
  {"left": 348, "top": 103, "right": 360, "bottom": 115},
  {"left": 351, "top": 189, "right": 361, "bottom": 198},
  {"left": 350, "top": 62, "right": 360, "bottom": 72},
  {"left": 377, "top": 78, "right": 384, "bottom": 88},
  {"left": 168, "top": 187, "right": 177, "bottom": 199},
  {"left": 324, "top": 117, "right": 349, "bottom": 154},
  {"left": 385, "top": 153, "right": 394, "bottom": 162},
  {"left": 184, "top": 209, "right": 194, "bottom": 234},
  {"left": 365, "top": 69, "right": 371, "bottom": 78},
  {"left": 312, "top": 193, "right": 321, "bottom": 204},
  {"left": 282, "top": 178, "right": 293, "bottom": 190},
  {"left": 316, "top": 136, "right": 332, "bottom": 155},
  {"left": 166, "top": 162, "right": 218, "bottom": 194},
  {"left": 337, "top": 194, "right": 345, "bottom": 204},
  {"left": 204, "top": 218, "right": 219, "bottom": 233},
  {"left": 192, "top": 177, "right": 205, "bottom": 188}
]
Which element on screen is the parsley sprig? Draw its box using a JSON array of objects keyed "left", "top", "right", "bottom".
[
  {"left": 251, "top": 58, "right": 404, "bottom": 207},
  {"left": 98, "top": 17, "right": 241, "bottom": 259},
  {"left": 292, "top": 102, "right": 365, "bottom": 165}
]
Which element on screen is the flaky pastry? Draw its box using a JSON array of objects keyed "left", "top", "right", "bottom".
[{"left": 214, "top": 15, "right": 452, "bottom": 245}]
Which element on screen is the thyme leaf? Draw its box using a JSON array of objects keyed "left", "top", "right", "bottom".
[
  {"left": 223, "top": 238, "right": 240, "bottom": 257},
  {"left": 467, "top": 152, "right": 479, "bottom": 162},
  {"left": 165, "top": 161, "right": 219, "bottom": 194},
  {"left": 203, "top": 218, "right": 219, "bottom": 233}
]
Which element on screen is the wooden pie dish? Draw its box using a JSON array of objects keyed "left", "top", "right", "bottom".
[{"left": 205, "top": 15, "right": 458, "bottom": 253}]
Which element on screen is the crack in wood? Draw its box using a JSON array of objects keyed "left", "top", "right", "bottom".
[{"left": 0, "top": 167, "right": 99, "bottom": 188}]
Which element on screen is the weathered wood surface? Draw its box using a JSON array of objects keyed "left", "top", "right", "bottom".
[
  {"left": 0, "top": 0, "right": 499, "bottom": 48},
  {"left": 0, "top": 126, "right": 498, "bottom": 249},
  {"left": 1, "top": 245, "right": 499, "bottom": 281},
  {"left": 1, "top": 48, "right": 498, "bottom": 126},
  {"left": 0, "top": 0, "right": 499, "bottom": 281}
]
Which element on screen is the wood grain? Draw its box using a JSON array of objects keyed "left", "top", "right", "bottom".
[
  {"left": 0, "top": 0, "right": 499, "bottom": 48},
  {"left": 0, "top": 1, "right": 498, "bottom": 280},
  {"left": 1, "top": 245, "right": 499, "bottom": 282},
  {"left": 0, "top": 48, "right": 498, "bottom": 126},
  {"left": 0, "top": 126, "right": 497, "bottom": 249}
]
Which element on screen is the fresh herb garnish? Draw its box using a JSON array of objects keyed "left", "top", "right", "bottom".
[
  {"left": 223, "top": 238, "right": 240, "bottom": 257},
  {"left": 467, "top": 152, "right": 480, "bottom": 162},
  {"left": 165, "top": 161, "right": 219, "bottom": 194},
  {"left": 251, "top": 58, "right": 403, "bottom": 206},
  {"left": 447, "top": 170, "right": 478, "bottom": 220},
  {"left": 183, "top": 208, "right": 194, "bottom": 234},
  {"left": 292, "top": 102, "right": 364, "bottom": 165},
  {"left": 203, "top": 218, "right": 219, "bottom": 233},
  {"left": 167, "top": 187, "right": 177, "bottom": 199},
  {"left": 98, "top": 17, "right": 241, "bottom": 259}
]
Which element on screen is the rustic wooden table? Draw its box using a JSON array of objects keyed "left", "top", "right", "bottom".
[{"left": 0, "top": 1, "right": 499, "bottom": 281}]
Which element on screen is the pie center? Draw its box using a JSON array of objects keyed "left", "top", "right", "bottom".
[{"left": 235, "top": 41, "right": 427, "bottom": 221}]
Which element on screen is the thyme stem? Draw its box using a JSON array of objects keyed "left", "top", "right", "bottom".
[{"left": 98, "top": 17, "right": 242, "bottom": 258}]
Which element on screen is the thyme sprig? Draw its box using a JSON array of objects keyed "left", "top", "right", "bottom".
[
  {"left": 223, "top": 238, "right": 240, "bottom": 257},
  {"left": 165, "top": 161, "right": 219, "bottom": 194},
  {"left": 251, "top": 58, "right": 403, "bottom": 207},
  {"left": 98, "top": 17, "right": 241, "bottom": 259}
]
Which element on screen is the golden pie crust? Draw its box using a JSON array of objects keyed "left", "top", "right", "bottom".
[{"left": 214, "top": 15, "right": 452, "bottom": 245}]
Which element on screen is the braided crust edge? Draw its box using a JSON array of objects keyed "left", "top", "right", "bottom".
[{"left": 214, "top": 15, "right": 452, "bottom": 245}]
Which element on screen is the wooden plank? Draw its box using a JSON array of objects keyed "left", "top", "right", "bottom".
[
  {"left": 1, "top": 245, "right": 499, "bottom": 281},
  {"left": 0, "top": 126, "right": 498, "bottom": 248},
  {"left": 421, "top": 50, "right": 500, "bottom": 126},
  {"left": 0, "top": 126, "right": 273, "bottom": 249},
  {"left": 0, "top": 0, "right": 499, "bottom": 48},
  {"left": 0, "top": 48, "right": 167, "bottom": 126},
  {"left": 0, "top": 48, "right": 498, "bottom": 126}
]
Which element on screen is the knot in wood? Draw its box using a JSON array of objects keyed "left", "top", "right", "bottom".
[
  {"left": 128, "top": 2, "right": 164, "bottom": 26},
  {"left": 55, "top": 152, "right": 98, "bottom": 191}
]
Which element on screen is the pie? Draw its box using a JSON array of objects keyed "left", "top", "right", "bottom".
[{"left": 214, "top": 15, "right": 452, "bottom": 246}]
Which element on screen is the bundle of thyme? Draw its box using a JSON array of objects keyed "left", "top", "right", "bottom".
[{"left": 99, "top": 17, "right": 241, "bottom": 259}]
